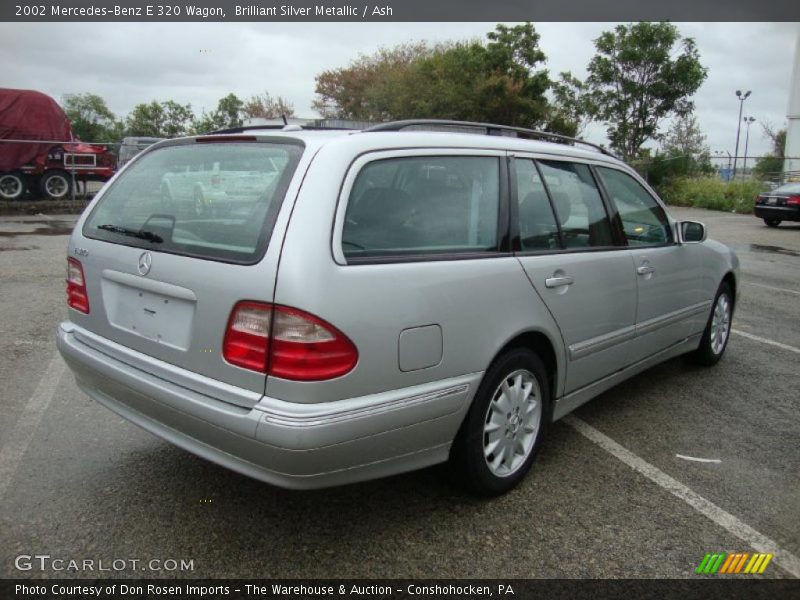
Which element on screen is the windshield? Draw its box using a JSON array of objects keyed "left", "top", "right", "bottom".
[{"left": 84, "top": 141, "right": 303, "bottom": 263}]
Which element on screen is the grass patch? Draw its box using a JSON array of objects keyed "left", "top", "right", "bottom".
[{"left": 657, "top": 176, "right": 763, "bottom": 214}]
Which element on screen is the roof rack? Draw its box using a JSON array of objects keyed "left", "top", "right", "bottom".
[
  {"left": 362, "top": 119, "right": 616, "bottom": 158},
  {"left": 205, "top": 124, "right": 355, "bottom": 135}
]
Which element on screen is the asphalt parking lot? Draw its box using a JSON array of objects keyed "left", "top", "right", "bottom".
[{"left": 0, "top": 207, "right": 797, "bottom": 579}]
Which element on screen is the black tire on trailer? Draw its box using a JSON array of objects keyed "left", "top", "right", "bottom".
[
  {"left": 764, "top": 218, "right": 781, "bottom": 228},
  {"left": 0, "top": 171, "right": 26, "bottom": 200},
  {"left": 40, "top": 170, "right": 72, "bottom": 200}
]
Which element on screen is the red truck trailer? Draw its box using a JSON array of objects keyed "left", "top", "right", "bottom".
[{"left": 0, "top": 88, "right": 116, "bottom": 200}]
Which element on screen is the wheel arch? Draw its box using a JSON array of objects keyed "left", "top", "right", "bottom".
[
  {"left": 488, "top": 329, "right": 562, "bottom": 422},
  {"left": 722, "top": 270, "right": 737, "bottom": 313}
]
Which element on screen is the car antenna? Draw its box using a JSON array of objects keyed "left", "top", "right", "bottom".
[{"left": 281, "top": 114, "right": 288, "bottom": 126}]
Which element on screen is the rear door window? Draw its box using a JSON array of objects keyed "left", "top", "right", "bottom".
[
  {"left": 83, "top": 141, "right": 303, "bottom": 263},
  {"left": 342, "top": 156, "right": 500, "bottom": 259},
  {"left": 596, "top": 166, "right": 672, "bottom": 246},
  {"left": 537, "top": 160, "right": 615, "bottom": 248},
  {"left": 514, "top": 159, "right": 560, "bottom": 251}
]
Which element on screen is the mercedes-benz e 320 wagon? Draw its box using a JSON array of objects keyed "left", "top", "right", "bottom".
[{"left": 57, "top": 120, "right": 739, "bottom": 495}]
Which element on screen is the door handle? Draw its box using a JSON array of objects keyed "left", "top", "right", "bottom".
[
  {"left": 637, "top": 265, "right": 656, "bottom": 275},
  {"left": 545, "top": 275, "right": 574, "bottom": 288}
]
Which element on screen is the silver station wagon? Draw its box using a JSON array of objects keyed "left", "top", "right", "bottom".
[{"left": 57, "top": 120, "right": 739, "bottom": 495}]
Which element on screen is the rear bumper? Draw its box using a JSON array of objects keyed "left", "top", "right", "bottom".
[
  {"left": 56, "top": 322, "right": 477, "bottom": 489},
  {"left": 754, "top": 206, "right": 800, "bottom": 222}
]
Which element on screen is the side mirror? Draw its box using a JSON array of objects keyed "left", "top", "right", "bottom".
[{"left": 679, "top": 221, "right": 706, "bottom": 243}]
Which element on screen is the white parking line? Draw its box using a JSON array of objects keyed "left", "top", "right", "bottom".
[
  {"left": 732, "top": 329, "right": 800, "bottom": 355},
  {"left": 746, "top": 282, "right": 800, "bottom": 296},
  {"left": 675, "top": 454, "right": 722, "bottom": 464},
  {"left": 564, "top": 415, "right": 800, "bottom": 578},
  {"left": 0, "top": 354, "right": 65, "bottom": 500}
]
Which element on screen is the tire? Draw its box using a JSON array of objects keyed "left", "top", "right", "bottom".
[
  {"left": 451, "top": 348, "right": 550, "bottom": 496},
  {"left": 764, "top": 219, "right": 781, "bottom": 228},
  {"left": 687, "top": 282, "right": 733, "bottom": 367},
  {"left": 40, "top": 170, "right": 72, "bottom": 200},
  {"left": 0, "top": 172, "right": 25, "bottom": 200}
]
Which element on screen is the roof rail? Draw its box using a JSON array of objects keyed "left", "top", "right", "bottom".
[
  {"left": 205, "top": 124, "right": 354, "bottom": 135},
  {"left": 362, "top": 119, "right": 616, "bottom": 158}
]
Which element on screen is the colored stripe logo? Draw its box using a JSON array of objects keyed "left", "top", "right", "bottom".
[{"left": 696, "top": 552, "right": 773, "bottom": 574}]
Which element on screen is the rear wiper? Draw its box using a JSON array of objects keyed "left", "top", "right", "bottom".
[{"left": 97, "top": 224, "right": 164, "bottom": 243}]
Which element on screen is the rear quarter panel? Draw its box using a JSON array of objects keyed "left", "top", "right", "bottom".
[{"left": 268, "top": 139, "right": 566, "bottom": 404}]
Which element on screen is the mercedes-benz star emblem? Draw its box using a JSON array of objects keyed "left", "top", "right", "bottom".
[{"left": 137, "top": 251, "right": 152, "bottom": 276}]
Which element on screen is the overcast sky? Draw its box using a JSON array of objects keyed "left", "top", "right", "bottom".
[{"left": 1, "top": 22, "right": 798, "bottom": 157}]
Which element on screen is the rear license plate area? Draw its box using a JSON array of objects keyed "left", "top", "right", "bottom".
[{"left": 102, "top": 279, "right": 196, "bottom": 350}]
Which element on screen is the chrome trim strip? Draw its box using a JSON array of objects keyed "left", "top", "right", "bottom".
[
  {"left": 569, "top": 325, "right": 636, "bottom": 361},
  {"left": 554, "top": 333, "right": 703, "bottom": 420},
  {"left": 635, "top": 300, "right": 711, "bottom": 337},
  {"left": 568, "top": 300, "right": 711, "bottom": 361},
  {"left": 258, "top": 383, "right": 472, "bottom": 428},
  {"left": 102, "top": 269, "right": 198, "bottom": 301}
]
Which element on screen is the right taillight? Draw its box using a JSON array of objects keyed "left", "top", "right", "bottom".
[
  {"left": 787, "top": 195, "right": 800, "bottom": 206},
  {"left": 222, "top": 302, "right": 358, "bottom": 380},
  {"left": 66, "top": 257, "right": 90, "bottom": 313}
]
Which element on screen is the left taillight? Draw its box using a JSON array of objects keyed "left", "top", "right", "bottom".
[{"left": 66, "top": 257, "right": 90, "bottom": 313}]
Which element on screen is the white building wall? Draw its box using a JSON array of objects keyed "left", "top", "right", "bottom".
[{"left": 785, "top": 32, "right": 800, "bottom": 177}]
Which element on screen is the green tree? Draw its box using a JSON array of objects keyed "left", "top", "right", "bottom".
[
  {"left": 643, "top": 114, "right": 713, "bottom": 186},
  {"left": 313, "top": 24, "right": 556, "bottom": 129},
  {"left": 586, "top": 22, "right": 707, "bottom": 160},
  {"left": 242, "top": 92, "right": 295, "bottom": 120},
  {"left": 547, "top": 72, "right": 593, "bottom": 137},
  {"left": 125, "top": 100, "right": 194, "bottom": 137},
  {"left": 753, "top": 124, "right": 787, "bottom": 178},
  {"left": 313, "top": 43, "right": 431, "bottom": 120},
  {"left": 191, "top": 93, "right": 244, "bottom": 133},
  {"left": 62, "top": 93, "right": 124, "bottom": 142}
]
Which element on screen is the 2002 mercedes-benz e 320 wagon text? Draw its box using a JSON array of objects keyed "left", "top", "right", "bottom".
[{"left": 57, "top": 120, "right": 739, "bottom": 495}]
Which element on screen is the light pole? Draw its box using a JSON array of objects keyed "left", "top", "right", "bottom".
[
  {"left": 732, "top": 90, "right": 751, "bottom": 179},
  {"left": 742, "top": 116, "right": 756, "bottom": 180}
]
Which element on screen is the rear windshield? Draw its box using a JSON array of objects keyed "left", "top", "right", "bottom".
[{"left": 84, "top": 141, "right": 303, "bottom": 263}]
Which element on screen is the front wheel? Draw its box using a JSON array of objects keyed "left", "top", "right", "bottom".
[
  {"left": 452, "top": 348, "right": 549, "bottom": 496},
  {"left": 764, "top": 219, "right": 781, "bottom": 228},
  {"left": 688, "top": 282, "right": 733, "bottom": 366}
]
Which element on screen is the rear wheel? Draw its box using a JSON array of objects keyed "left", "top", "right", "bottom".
[
  {"left": 452, "top": 348, "right": 549, "bottom": 496},
  {"left": 40, "top": 170, "right": 72, "bottom": 200},
  {"left": 764, "top": 219, "right": 781, "bottom": 228},
  {"left": 0, "top": 172, "right": 25, "bottom": 200},
  {"left": 688, "top": 282, "right": 733, "bottom": 366}
]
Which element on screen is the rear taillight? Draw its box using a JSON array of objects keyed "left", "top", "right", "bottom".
[
  {"left": 222, "top": 302, "right": 358, "bottom": 380},
  {"left": 754, "top": 195, "right": 761, "bottom": 204},
  {"left": 66, "top": 257, "right": 90, "bottom": 313},
  {"left": 223, "top": 301, "right": 271, "bottom": 372},
  {"left": 269, "top": 306, "right": 359, "bottom": 381},
  {"left": 787, "top": 196, "right": 800, "bottom": 206}
]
